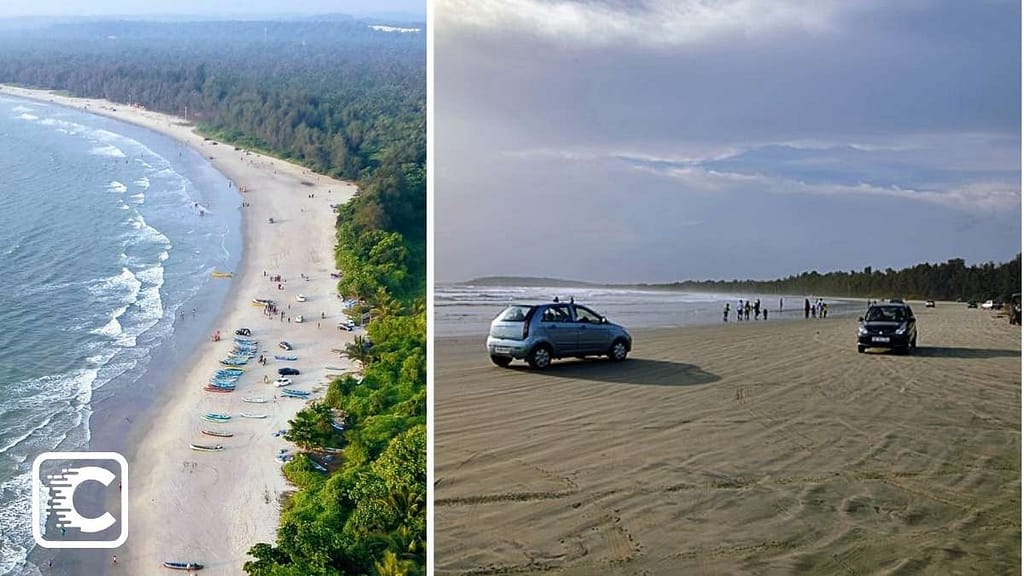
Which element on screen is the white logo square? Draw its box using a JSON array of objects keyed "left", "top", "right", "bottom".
[{"left": 32, "top": 452, "right": 127, "bottom": 549}]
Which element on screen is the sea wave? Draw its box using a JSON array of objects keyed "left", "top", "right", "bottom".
[
  {"left": 133, "top": 176, "right": 150, "bottom": 189},
  {"left": 108, "top": 180, "right": 128, "bottom": 193},
  {"left": 13, "top": 113, "right": 37, "bottom": 121},
  {"left": 90, "top": 144, "right": 125, "bottom": 158},
  {"left": 10, "top": 105, "right": 33, "bottom": 113},
  {"left": 88, "top": 267, "right": 142, "bottom": 305}
]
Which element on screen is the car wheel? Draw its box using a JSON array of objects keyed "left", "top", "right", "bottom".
[
  {"left": 527, "top": 345, "right": 552, "bottom": 369},
  {"left": 490, "top": 355, "right": 513, "bottom": 368},
  {"left": 857, "top": 345, "right": 865, "bottom": 354},
  {"left": 609, "top": 339, "right": 628, "bottom": 362}
]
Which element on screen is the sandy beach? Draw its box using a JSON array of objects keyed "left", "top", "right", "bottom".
[
  {"left": 435, "top": 303, "right": 1021, "bottom": 574},
  {"left": 0, "top": 85, "right": 359, "bottom": 573}
]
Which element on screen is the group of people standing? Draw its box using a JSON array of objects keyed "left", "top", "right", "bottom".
[
  {"left": 723, "top": 298, "right": 770, "bottom": 322},
  {"left": 722, "top": 297, "right": 830, "bottom": 322},
  {"left": 804, "top": 298, "right": 828, "bottom": 319}
]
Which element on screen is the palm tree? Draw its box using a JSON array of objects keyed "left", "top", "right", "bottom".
[{"left": 343, "top": 335, "right": 373, "bottom": 367}]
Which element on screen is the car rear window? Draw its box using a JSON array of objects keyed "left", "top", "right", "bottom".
[{"left": 496, "top": 305, "right": 532, "bottom": 322}]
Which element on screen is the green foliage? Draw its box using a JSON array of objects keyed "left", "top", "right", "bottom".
[
  {"left": 653, "top": 254, "right": 1022, "bottom": 301},
  {"left": 285, "top": 402, "right": 340, "bottom": 452}
]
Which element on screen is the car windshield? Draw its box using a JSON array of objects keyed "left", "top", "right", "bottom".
[
  {"left": 497, "top": 305, "right": 531, "bottom": 322},
  {"left": 865, "top": 306, "right": 907, "bottom": 322}
]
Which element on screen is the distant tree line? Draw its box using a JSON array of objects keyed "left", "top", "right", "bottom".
[
  {"left": 653, "top": 255, "right": 1021, "bottom": 302},
  {"left": 0, "top": 19, "right": 425, "bottom": 183}
]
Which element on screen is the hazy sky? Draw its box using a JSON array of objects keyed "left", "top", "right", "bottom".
[
  {"left": 435, "top": 0, "right": 1021, "bottom": 283},
  {"left": 0, "top": 0, "right": 424, "bottom": 18}
]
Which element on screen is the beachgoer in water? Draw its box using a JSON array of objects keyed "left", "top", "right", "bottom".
[
  {"left": 804, "top": 298, "right": 811, "bottom": 319},
  {"left": 723, "top": 303, "right": 730, "bottom": 322}
]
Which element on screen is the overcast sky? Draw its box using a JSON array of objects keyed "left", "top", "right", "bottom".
[
  {"left": 0, "top": 0, "right": 423, "bottom": 18},
  {"left": 435, "top": 0, "right": 1021, "bottom": 284}
]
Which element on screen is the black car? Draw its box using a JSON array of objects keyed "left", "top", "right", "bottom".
[
  {"left": 857, "top": 303, "right": 917, "bottom": 354},
  {"left": 278, "top": 367, "right": 300, "bottom": 376}
]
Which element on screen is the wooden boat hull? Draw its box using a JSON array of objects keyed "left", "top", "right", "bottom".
[
  {"left": 201, "top": 430, "right": 234, "bottom": 438},
  {"left": 163, "top": 561, "right": 204, "bottom": 571},
  {"left": 189, "top": 443, "right": 224, "bottom": 452}
]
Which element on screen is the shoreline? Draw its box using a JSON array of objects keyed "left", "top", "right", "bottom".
[{"left": 1, "top": 85, "right": 360, "bottom": 575}]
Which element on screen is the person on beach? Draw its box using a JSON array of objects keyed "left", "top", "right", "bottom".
[
  {"left": 723, "top": 303, "right": 730, "bottom": 322},
  {"left": 744, "top": 301, "right": 751, "bottom": 321},
  {"left": 753, "top": 299, "right": 760, "bottom": 320},
  {"left": 112, "top": 554, "right": 118, "bottom": 566},
  {"left": 779, "top": 298, "right": 783, "bottom": 312},
  {"left": 804, "top": 298, "right": 811, "bottom": 319},
  {"left": 736, "top": 302, "right": 742, "bottom": 322},
  {"left": 763, "top": 308, "right": 768, "bottom": 320}
]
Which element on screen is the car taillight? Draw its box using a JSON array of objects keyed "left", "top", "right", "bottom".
[{"left": 522, "top": 322, "right": 529, "bottom": 339}]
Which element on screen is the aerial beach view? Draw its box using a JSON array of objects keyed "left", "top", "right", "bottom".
[
  {"left": 435, "top": 0, "right": 1020, "bottom": 574},
  {"left": 0, "top": 4, "right": 424, "bottom": 575}
]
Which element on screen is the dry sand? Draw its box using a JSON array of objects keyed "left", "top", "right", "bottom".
[
  {"left": 435, "top": 304, "right": 1021, "bottom": 574},
  {"left": 0, "top": 85, "right": 360, "bottom": 573}
]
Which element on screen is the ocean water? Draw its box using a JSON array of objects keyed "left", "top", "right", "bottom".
[
  {"left": 0, "top": 96, "right": 241, "bottom": 574},
  {"left": 435, "top": 284, "right": 867, "bottom": 337}
]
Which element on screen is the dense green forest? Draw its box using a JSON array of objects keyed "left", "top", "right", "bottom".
[
  {"left": 0, "top": 18, "right": 425, "bottom": 575},
  {"left": 650, "top": 255, "right": 1021, "bottom": 302}
]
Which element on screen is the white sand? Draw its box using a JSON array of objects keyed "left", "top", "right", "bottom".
[{"left": 0, "top": 85, "right": 360, "bottom": 573}]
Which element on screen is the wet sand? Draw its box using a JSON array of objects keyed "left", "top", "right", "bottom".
[{"left": 435, "top": 303, "right": 1021, "bottom": 574}]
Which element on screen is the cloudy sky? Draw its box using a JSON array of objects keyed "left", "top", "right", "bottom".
[
  {"left": 0, "top": 0, "right": 423, "bottom": 18},
  {"left": 435, "top": 0, "right": 1021, "bottom": 283}
]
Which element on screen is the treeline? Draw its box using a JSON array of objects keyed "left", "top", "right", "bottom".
[
  {"left": 654, "top": 255, "right": 1022, "bottom": 301},
  {"left": 0, "top": 19, "right": 425, "bottom": 182}
]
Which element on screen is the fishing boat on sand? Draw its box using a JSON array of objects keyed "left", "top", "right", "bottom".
[
  {"left": 240, "top": 413, "right": 268, "bottom": 419},
  {"left": 282, "top": 389, "right": 311, "bottom": 398},
  {"left": 163, "top": 561, "right": 204, "bottom": 571},
  {"left": 242, "top": 397, "right": 267, "bottom": 404},
  {"left": 201, "top": 430, "right": 233, "bottom": 438},
  {"left": 189, "top": 443, "right": 224, "bottom": 452},
  {"left": 274, "top": 355, "right": 298, "bottom": 361},
  {"left": 211, "top": 271, "right": 232, "bottom": 278},
  {"left": 203, "top": 386, "right": 234, "bottom": 393},
  {"left": 202, "top": 413, "right": 230, "bottom": 423}
]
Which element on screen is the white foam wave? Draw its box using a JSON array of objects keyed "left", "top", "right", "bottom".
[
  {"left": 133, "top": 176, "right": 150, "bottom": 189},
  {"left": 14, "top": 113, "right": 38, "bottom": 121},
  {"left": 88, "top": 267, "right": 142, "bottom": 306},
  {"left": 90, "top": 144, "right": 126, "bottom": 158},
  {"left": 107, "top": 180, "right": 127, "bottom": 193},
  {"left": 92, "top": 308, "right": 126, "bottom": 338},
  {"left": 11, "top": 105, "right": 33, "bottom": 113}
]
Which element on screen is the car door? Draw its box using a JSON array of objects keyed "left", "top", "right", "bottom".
[
  {"left": 539, "top": 304, "right": 577, "bottom": 355},
  {"left": 573, "top": 305, "right": 611, "bottom": 354}
]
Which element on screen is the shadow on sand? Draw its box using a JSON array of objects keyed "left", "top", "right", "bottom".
[
  {"left": 907, "top": 346, "right": 1020, "bottom": 359},
  {"left": 508, "top": 358, "right": 720, "bottom": 387}
]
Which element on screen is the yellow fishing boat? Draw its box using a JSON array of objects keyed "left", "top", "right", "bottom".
[{"left": 211, "top": 271, "right": 233, "bottom": 278}]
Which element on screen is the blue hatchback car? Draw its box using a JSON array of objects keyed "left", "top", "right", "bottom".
[{"left": 486, "top": 301, "right": 632, "bottom": 368}]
